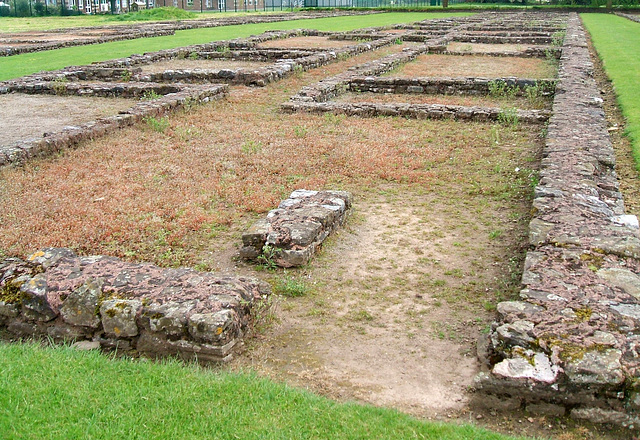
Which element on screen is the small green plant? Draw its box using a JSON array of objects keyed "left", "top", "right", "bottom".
[
  {"left": 241, "top": 140, "right": 263, "bottom": 154},
  {"left": 394, "top": 38, "right": 403, "bottom": 45},
  {"left": 487, "top": 80, "right": 518, "bottom": 100},
  {"left": 292, "top": 64, "right": 304, "bottom": 79},
  {"left": 551, "top": 30, "right": 566, "bottom": 47},
  {"left": 323, "top": 112, "right": 345, "bottom": 126},
  {"left": 215, "top": 46, "right": 230, "bottom": 54},
  {"left": 181, "top": 96, "right": 199, "bottom": 113},
  {"left": 120, "top": 70, "right": 132, "bottom": 82},
  {"left": 257, "top": 244, "right": 278, "bottom": 271},
  {"left": 490, "top": 125, "right": 501, "bottom": 146},
  {"left": 141, "top": 90, "right": 162, "bottom": 101},
  {"left": 274, "top": 275, "right": 307, "bottom": 297},
  {"left": 497, "top": 107, "right": 519, "bottom": 127},
  {"left": 523, "top": 83, "right": 545, "bottom": 108},
  {"left": 188, "top": 51, "right": 199, "bottom": 60},
  {"left": 51, "top": 77, "right": 68, "bottom": 95},
  {"left": 143, "top": 116, "right": 169, "bottom": 133},
  {"left": 489, "top": 229, "right": 503, "bottom": 240},
  {"left": 293, "top": 125, "right": 308, "bottom": 138}
]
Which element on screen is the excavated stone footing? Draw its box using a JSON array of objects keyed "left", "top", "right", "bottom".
[
  {"left": 474, "top": 13, "right": 640, "bottom": 430},
  {"left": 0, "top": 248, "right": 270, "bottom": 362},
  {"left": 281, "top": 16, "right": 555, "bottom": 124},
  {"left": 614, "top": 12, "right": 640, "bottom": 24},
  {"left": 240, "top": 190, "right": 352, "bottom": 268}
]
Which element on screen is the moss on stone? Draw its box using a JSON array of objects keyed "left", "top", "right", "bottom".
[{"left": 0, "top": 280, "right": 25, "bottom": 304}]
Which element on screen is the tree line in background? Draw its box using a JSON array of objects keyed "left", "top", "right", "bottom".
[{"left": 0, "top": 0, "right": 639, "bottom": 17}]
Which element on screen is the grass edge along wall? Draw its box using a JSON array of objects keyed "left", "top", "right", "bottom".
[{"left": 582, "top": 13, "right": 640, "bottom": 171}]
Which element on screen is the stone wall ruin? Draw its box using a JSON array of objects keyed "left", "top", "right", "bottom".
[
  {"left": 240, "top": 190, "right": 352, "bottom": 268},
  {"left": 0, "top": 248, "right": 270, "bottom": 362},
  {"left": 474, "top": 13, "right": 640, "bottom": 429}
]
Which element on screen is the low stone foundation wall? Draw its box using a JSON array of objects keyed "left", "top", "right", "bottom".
[
  {"left": 0, "top": 83, "right": 227, "bottom": 167},
  {"left": 0, "top": 248, "right": 270, "bottom": 362},
  {"left": 282, "top": 101, "right": 550, "bottom": 124},
  {"left": 454, "top": 34, "right": 553, "bottom": 45},
  {"left": 474, "top": 13, "right": 640, "bottom": 429},
  {"left": 348, "top": 77, "right": 556, "bottom": 97},
  {"left": 240, "top": 190, "right": 352, "bottom": 268},
  {"left": 614, "top": 11, "right": 640, "bottom": 24}
]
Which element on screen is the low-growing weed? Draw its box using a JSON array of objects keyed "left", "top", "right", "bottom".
[
  {"left": 257, "top": 244, "right": 278, "bottom": 271},
  {"left": 241, "top": 140, "right": 263, "bottom": 154},
  {"left": 488, "top": 80, "right": 518, "bottom": 99},
  {"left": 497, "top": 107, "right": 519, "bottom": 127},
  {"left": 293, "top": 125, "right": 308, "bottom": 138},
  {"left": 141, "top": 90, "right": 162, "bottom": 100},
  {"left": 274, "top": 275, "right": 307, "bottom": 297},
  {"left": 143, "top": 116, "right": 170, "bottom": 133},
  {"left": 51, "top": 77, "right": 68, "bottom": 95}
]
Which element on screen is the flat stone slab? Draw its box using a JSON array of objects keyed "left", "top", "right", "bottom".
[
  {"left": 240, "top": 189, "right": 352, "bottom": 267},
  {"left": 0, "top": 248, "right": 270, "bottom": 362}
]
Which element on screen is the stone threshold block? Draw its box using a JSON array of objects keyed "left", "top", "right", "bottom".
[
  {"left": 0, "top": 248, "right": 270, "bottom": 363},
  {"left": 240, "top": 189, "right": 352, "bottom": 268}
]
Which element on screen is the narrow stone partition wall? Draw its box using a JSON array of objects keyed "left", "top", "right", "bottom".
[
  {"left": 474, "top": 14, "right": 640, "bottom": 429},
  {"left": 240, "top": 190, "right": 352, "bottom": 268},
  {"left": 0, "top": 248, "right": 270, "bottom": 362}
]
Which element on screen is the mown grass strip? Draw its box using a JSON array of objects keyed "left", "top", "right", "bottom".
[
  {"left": 582, "top": 13, "right": 640, "bottom": 171},
  {"left": 0, "top": 12, "right": 471, "bottom": 81},
  {"left": 0, "top": 342, "right": 529, "bottom": 440}
]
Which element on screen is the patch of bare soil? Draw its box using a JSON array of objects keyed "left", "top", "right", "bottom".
[
  {"left": 0, "top": 93, "right": 137, "bottom": 146},
  {"left": 257, "top": 36, "right": 360, "bottom": 49},
  {"left": 234, "top": 186, "right": 520, "bottom": 418},
  {"left": 447, "top": 42, "right": 540, "bottom": 53},
  {"left": 139, "top": 58, "right": 271, "bottom": 73},
  {"left": 335, "top": 90, "right": 551, "bottom": 110},
  {"left": 389, "top": 54, "right": 557, "bottom": 79}
]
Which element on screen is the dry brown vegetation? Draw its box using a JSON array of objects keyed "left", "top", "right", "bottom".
[
  {"left": 257, "top": 36, "right": 360, "bottom": 49},
  {"left": 139, "top": 58, "right": 271, "bottom": 73},
  {"left": 389, "top": 54, "right": 556, "bottom": 78},
  {"left": 336, "top": 90, "right": 552, "bottom": 110}
]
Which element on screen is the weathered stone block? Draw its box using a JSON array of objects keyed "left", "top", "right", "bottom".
[
  {"left": 141, "top": 300, "right": 196, "bottom": 336},
  {"left": 242, "top": 189, "right": 352, "bottom": 267},
  {"left": 20, "top": 273, "right": 57, "bottom": 322},
  {"left": 492, "top": 351, "right": 559, "bottom": 384},
  {"left": 60, "top": 277, "right": 103, "bottom": 328},
  {"left": 100, "top": 299, "right": 142, "bottom": 338},
  {"left": 564, "top": 349, "right": 624, "bottom": 386},
  {"left": 188, "top": 309, "right": 236, "bottom": 344}
]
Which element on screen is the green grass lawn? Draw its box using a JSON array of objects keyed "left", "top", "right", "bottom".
[
  {"left": 582, "top": 13, "right": 640, "bottom": 170},
  {"left": 0, "top": 12, "right": 472, "bottom": 81},
  {"left": 0, "top": 342, "right": 529, "bottom": 440}
]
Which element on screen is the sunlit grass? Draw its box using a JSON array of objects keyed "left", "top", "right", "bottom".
[
  {"left": 0, "top": 341, "right": 531, "bottom": 440},
  {"left": 582, "top": 13, "right": 640, "bottom": 171}
]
